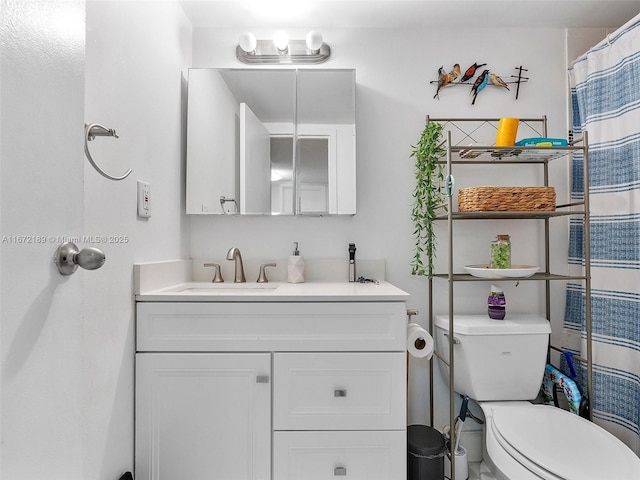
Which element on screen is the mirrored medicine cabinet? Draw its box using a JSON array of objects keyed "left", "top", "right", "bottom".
[{"left": 185, "top": 68, "right": 356, "bottom": 215}]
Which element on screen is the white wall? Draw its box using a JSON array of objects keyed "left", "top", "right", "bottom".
[
  {"left": 83, "top": 2, "right": 191, "bottom": 478},
  {"left": 567, "top": 27, "right": 618, "bottom": 64},
  {"left": 1, "top": 1, "right": 191, "bottom": 479},
  {"left": 190, "top": 26, "right": 571, "bottom": 429}
]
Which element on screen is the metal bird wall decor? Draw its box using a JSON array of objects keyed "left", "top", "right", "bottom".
[
  {"left": 448, "top": 63, "right": 461, "bottom": 83},
  {"left": 460, "top": 62, "right": 486, "bottom": 83},
  {"left": 489, "top": 72, "right": 510, "bottom": 90},
  {"left": 433, "top": 63, "right": 463, "bottom": 99},
  {"left": 433, "top": 66, "right": 449, "bottom": 99},
  {"left": 430, "top": 64, "right": 529, "bottom": 104},
  {"left": 471, "top": 69, "right": 490, "bottom": 105}
]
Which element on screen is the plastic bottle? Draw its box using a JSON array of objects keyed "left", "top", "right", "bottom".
[
  {"left": 490, "top": 234, "right": 511, "bottom": 269},
  {"left": 287, "top": 242, "right": 305, "bottom": 283},
  {"left": 488, "top": 285, "right": 506, "bottom": 320}
]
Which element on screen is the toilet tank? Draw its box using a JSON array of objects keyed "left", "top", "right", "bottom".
[{"left": 434, "top": 314, "right": 551, "bottom": 401}]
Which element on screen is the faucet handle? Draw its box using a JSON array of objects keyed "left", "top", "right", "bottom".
[
  {"left": 204, "top": 263, "right": 224, "bottom": 283},
  {"left": 257, "top": 263, "right": 277, "bottom": 283}
]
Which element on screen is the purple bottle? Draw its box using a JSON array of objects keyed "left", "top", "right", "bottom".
[{"left": 488, "top": 285, "right": 506, "bottom": 320}]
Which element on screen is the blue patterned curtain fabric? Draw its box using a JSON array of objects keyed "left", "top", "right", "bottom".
[{"left": 567, "top": 18, "right": 640, "bottom": 455}]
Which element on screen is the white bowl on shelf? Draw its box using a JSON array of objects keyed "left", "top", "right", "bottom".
[{"left": 464, "top": 264, "right": 540, "bottom": 279}]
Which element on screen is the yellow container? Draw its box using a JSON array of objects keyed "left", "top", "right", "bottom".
[{"left": 495, "top": 117, "right": 519, "bottom": 146}]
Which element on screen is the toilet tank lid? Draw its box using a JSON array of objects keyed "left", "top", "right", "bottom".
[{"left": 434, "top": 314, "right": 551, "bottom": 335}]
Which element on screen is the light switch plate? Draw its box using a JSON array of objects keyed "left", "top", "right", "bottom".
[{"left": 137, "top": 180, "right": 151, "bottom": 218}]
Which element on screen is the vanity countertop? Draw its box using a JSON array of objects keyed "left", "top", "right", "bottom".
[{"left": 136, "top": 281, "right": 409, "bottom": 302}]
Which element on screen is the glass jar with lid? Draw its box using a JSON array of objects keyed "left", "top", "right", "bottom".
[{"left": 490, "top": 234, "right": 511, "bottom": 269}]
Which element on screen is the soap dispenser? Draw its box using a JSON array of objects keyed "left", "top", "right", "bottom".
[{"left": 287, "top": 242, "right": 305, "bottom": 283}]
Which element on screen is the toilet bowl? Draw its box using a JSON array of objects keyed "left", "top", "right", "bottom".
[
  {"left": 433, "top": 314, "right": 640, "bottom": 480},
  {"left": 479, "top": 402, "right": 640, "bottom": 480}
]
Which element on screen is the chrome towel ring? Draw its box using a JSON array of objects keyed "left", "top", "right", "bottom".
[{"left": 84, "top": 123, "right": 132, "bottom": 181}]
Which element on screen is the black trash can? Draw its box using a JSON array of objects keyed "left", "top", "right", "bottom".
[{"left": 408, "top": 424, "right": 446, "bottom": 480}]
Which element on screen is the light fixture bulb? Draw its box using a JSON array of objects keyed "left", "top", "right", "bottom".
[
  {"left": 273, "top": 31, "right": 289, "bottom": 53},
  {"left": 305, "top": 30, "right": 323, "bottom": 52},
  {"left": 238, "top": 32, "right": 257, "bottom": 53}
]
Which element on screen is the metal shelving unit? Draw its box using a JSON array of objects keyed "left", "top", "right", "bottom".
[{"left": 425, "top": 117, "right": 592, "bottom": 480}]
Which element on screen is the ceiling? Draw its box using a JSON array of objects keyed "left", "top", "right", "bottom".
[{"left": 179, "top": 0, "right": 640, "bottom": 29}]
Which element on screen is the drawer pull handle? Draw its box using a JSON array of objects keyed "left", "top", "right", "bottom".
[
  {"left": 334, "top": 389, "right": 347, "bottom": 397},
  {"left": 334, "top": 466, "right": 347, "bottom": 476},
  {"left": 256, "top": 375, "right": 270, "bottom": 384}
]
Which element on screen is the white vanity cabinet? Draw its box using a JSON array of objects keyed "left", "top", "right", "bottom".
[{"left": 135, "top": 298, "right": 408, "bottom": 480}]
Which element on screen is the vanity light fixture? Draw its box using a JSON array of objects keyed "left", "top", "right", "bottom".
[
  {"left": 238, "top": 32, "right": 257, "bottom": 54},
  {"left": 273, "top": 30, "right": 289, "bottom": 53},
  {"left": 236, "top": 30, "right": 330, "bottom": 64},
  {"left": 305, "top": 30, "right": 323, "bottom": 53}
]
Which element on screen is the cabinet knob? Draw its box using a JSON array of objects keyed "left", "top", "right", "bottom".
[
  {"left": 334, "top": 466, "right": 347, "bottom": 476},
  {"left": 255, "top": 375, "right": 270, "bottom": 384},
  {"left": 334, "top": 389, "right": 347, "bottom": 397}
]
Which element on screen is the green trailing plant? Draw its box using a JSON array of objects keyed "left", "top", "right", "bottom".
[{"left": 410, "top": 121, "right": 447, "bottom": 276}]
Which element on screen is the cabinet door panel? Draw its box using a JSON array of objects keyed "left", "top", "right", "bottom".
[
  {"left": 273, "top": 430, "right": 406, "bottom": 479},
  {"left": 135, "top": 353, "right": 271, "bottom": 480},
  {"left": 273, "top": 352, "right": 406, "bottom": 430}
]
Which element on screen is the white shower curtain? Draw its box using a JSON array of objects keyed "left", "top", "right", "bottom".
[{"left": 565, "top": 16, "right": 640, "bottom": 456}]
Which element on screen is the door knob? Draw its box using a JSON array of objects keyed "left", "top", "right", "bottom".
[{"left": 54, "top": 242, "right": 106, "bottom": 275}]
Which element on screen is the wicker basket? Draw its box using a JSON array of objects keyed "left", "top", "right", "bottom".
[{"left": 458, "top": 186, "right": 556, "bottom": 212}]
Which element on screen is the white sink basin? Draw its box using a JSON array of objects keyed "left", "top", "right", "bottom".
[{"left": 165, "top": 282, "right": 279, "bottom": 295}]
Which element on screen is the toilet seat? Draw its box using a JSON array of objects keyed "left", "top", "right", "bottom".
[
  {"left": 488, "top": 409, "right": 563, "bottom": 479},
  {"left": 486, "top": 403, "right": 640, "bottom": 480}
]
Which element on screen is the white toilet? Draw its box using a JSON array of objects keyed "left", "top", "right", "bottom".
[{"left": 434, "top": 314, "right": 640, "bottom": 480}]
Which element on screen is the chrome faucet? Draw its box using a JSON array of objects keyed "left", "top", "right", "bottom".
[{"left": 226, "top": 247, "right": 246, "bottom": 283}]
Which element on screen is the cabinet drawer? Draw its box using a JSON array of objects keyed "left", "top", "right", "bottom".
[
  {"left": 273, "top": 430, "right": 406, "bottom": 480},
  {"left": 273, "top": 352, "right": 406, "bottom": 430},
  {"left": 137, "top": 302, "right": 406, "bottom": 352}
]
